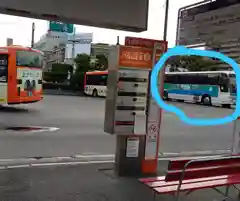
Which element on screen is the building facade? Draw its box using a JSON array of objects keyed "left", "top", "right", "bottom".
[
  {"left": 34, "top": 31, "right": 68, "bottom": 52},
  {"left": 35, "top": 31, "right": 93, "bottom": 71},
  {"left": 91, "top": 43, "right": 112, "bottom": 58},
  {"left": 205, "top": 39, "right": 240, "bottom": 70}
]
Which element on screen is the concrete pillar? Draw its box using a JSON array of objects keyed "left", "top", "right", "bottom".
[{"left": 114, "top": 135, "right": 146, "bottom": 177}]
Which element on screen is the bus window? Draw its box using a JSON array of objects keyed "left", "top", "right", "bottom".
[
  {"left": 100, "top": 75, "right": 107, "bottom": 86},
  {"left": 179, "top": 74, "right": 198, "bottom": 84},
  {"left": 16, "top": 50, "right": 43, "bottom": 68},
  {"left": 86, "top": 74, "right": 107, "bottom": 86},
  {"left": 0, "top": 54, "right": 8, "bottom": 82},
  {"left": 219, "top": 73, "right": 229, "bottom": 92},
  {"left": 207, "top": 74, "right": 219, "bottom": 85},
  {"left": 165, "top": 74, "right": 178, "bottom": 84}
]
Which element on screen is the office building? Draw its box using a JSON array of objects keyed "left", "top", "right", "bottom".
[
  {"left": 91, "top": 43, "right": 112, "bottom": 58},
  {"left": 35, "top": 31, "right": 92, "bottom": 71}
]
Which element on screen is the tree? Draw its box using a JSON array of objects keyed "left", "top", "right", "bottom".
[
  {"left": 52, "top": 63, "right": 73, "bottom": 73},
  {"left": 43, "top": 71, "right": 68, "bottom": 83},
  {"left": 166, "top": 56, "right": 216, "bottom": 72},
  {"left": 166, "top": 56, "right": 182, "bottom": 72},
  {"left": 43, "top": 63, "right": 74, "bottom": 83},
  {"left": 95, "top": 54, "right": 108, "bottom": 70},
  {"left": 69, "top": 54, "right": 91, "bottom": 91},
  {"left": 74, "top": 54, "right": 91, "bottom": 72},
  {"left": 70, "top": 71, "right": 85, "bottom": 91}
]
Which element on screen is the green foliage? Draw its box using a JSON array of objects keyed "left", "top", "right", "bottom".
[
  {"left": 70, "top": 72, "right": 85, "bottom": 91},
  {"left": 167, "top": 56, "right": 216, "bottom": 72},
  {"left": 43, "top": 63, "right": 74, "bottom": 84},
  {"left": 74, "top": 54, "right": 91, "bottom": 72},
  {"left": 43, "top": 53, "right": 107, "bottom": 91},
  {"left": 43, "top": 72, "right": 52, "bottom": 82},
  {"left": 95, "top": 54, "right": 108, "bottom": 70},
  {"left": 52, "top": 63, "right": 73, "bottom": 73},
  {"left": 43, "top": 72, "right": 68, "bottom": 83}
]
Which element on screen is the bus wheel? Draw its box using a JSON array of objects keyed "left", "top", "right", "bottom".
[
  {"left": 201, "top": 95, "right": 212, "bottom": 105},
  {"left": 92, "top": 89, "right": 98, "bottom": 97}
]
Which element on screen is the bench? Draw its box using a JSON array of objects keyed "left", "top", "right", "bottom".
[{"left": 139, "top": 156, "right": 240, "bottom": 201}]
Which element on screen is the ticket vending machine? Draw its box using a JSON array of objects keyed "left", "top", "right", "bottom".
[{"left": 104, "top": 39, "right": 167, "bottom": 176}]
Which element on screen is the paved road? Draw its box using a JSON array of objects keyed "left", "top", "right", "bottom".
[{"left": 0, "top": 95, "right": 234, "bottom": 159}]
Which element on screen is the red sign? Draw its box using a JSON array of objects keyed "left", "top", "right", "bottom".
[
  {"left": 125, "top": 36, "right": 167, "bottom": 49},
  {"left": 118, "top": 46, "right": 153, "bottom": 69},
  {"left": 155, "top": 49, "right": 165, "bottom": 64}
]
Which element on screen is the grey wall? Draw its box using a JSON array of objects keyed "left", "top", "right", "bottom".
[{"left": 0, "top": 0, "right": 149, "bottom": 32}]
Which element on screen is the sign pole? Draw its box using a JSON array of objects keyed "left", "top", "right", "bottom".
[
  {"left": 232, "top": 117, "right": 240, "bottom": 154},
  {"left": 142, "top": 42, "right": 167, "bottom": 175},
  {"left": 104, "top": 37, "right": 167, "bottom": 177},
  {"left": 163, "top": 0, "right": 169, "bottom": 41},
  {"left": 31, "top": 22, "right": 35, "bottom": 48}
]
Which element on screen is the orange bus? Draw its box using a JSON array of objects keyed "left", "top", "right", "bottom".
[{"left": 0, "top": 45, "right": 43, "bottom": 104}]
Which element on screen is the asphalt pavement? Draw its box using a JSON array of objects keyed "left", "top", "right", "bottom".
[{"left": 0, "top": 95, "right": 234, "bottom": 159}]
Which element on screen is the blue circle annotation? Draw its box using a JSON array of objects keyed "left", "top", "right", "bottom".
[{"left": 150, "top": 46, "right": 240, "bottom": 126}]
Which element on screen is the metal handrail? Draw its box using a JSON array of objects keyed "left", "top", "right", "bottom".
[{"left": 175, "top": 155, "right": 240, "bottom": 201}]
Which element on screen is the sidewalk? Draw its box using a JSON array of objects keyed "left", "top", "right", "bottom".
[{"left": 0, "top": 161, "right": 237, "bottom": 201}]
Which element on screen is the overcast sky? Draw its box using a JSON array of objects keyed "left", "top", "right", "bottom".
[{"left": 0, "top": 0, "right": 201, "bottom": 48}]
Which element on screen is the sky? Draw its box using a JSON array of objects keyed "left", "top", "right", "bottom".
[{"left": 0, "top": 0, "right": 200, "bottom": 48}]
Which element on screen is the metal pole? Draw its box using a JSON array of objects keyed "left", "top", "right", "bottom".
[
  {"left": 175, "top": 8, "right": 180, "bottom": 45},
  {"left": 31, "top": 22, "right": 35, "bottom": 48},
  {"left": 116, "top": 36, "right": 120, "bottom": 45},
  {"left": 71, "top": 27, "right": 76, "bottom": 64},
  {"left": 231, "top": 120, "right": 237, "bottom": 153},
  {"left": 163, "top": 0, "right": 169, "bottom": 41}
]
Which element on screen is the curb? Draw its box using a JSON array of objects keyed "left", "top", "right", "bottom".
[{"left": 158, "top": 149, "right": 231, "bottom": 158}]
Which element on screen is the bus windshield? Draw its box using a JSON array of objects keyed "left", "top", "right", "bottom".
[
  {"left": 86, "top": 74, "right": 107, "bottom": 86},
  {"left": 229, "top": 74, "right": 236, "bottom": 95},
  {"left": 16, "top": 50, "right": 43, "bottom": 68}
]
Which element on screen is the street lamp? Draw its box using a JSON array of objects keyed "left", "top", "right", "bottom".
[{"left": 31, "top": 22, "right": 35, "bottom": 48}]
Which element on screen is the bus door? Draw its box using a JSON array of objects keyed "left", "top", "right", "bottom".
[
  {"left": 0, "top": 54, "right": 8, "bottom": 103},
  {"left": 230, "top": 76, "right": 236, "bottom": 104}
]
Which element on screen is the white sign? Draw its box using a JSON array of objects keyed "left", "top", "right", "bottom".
[
  {"left": 126, "top": 137, "right": 139, "bottom": 157},
  {"left": 145, "top": 134, "right": 157, "bottom": 160},
  {"left": 148, "top": 123, "right": 158, "bottom": 134},
  {"left": 148, "top": 97, "right": 162, "bottom": 122},
  {"left": 134, "top": 112, "right": 146, "bottom": 135},
  {"left": 17, "top": 69, "right": 42, "bottom": 79}
]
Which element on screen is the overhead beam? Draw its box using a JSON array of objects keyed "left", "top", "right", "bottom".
[{"left": 0, "top": 0, "right": 149, "bottom": 32}]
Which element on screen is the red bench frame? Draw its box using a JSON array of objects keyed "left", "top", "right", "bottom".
[{"left": 139, "top": 156, "right": 240, "bottom": 201}]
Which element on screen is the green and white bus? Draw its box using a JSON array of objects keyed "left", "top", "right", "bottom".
[{"left": 163, "top": 71, "right": 235, "bottom": 108}]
